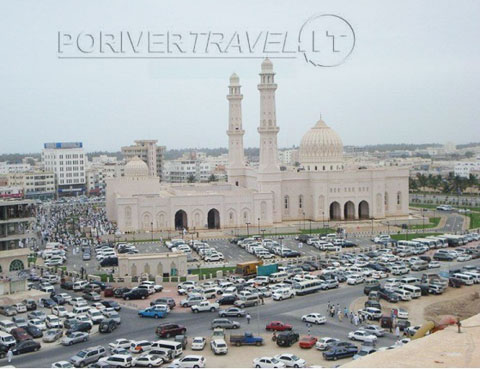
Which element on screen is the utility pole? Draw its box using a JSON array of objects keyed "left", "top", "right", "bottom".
[{"left": 246, "top": 222, "right": 250, "bottom": 237}]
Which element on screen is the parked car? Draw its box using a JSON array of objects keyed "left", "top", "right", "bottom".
[
  {"left": 62, "top": 331, "right": 89, "bottom": 346},
  {"left": 274, "top": 353, "right": 306, "bottom": 368},
  {"left": 299, "top": 336, "right": 317, "bottom": 349},
  {"left": 219, "top": 307, "right": 246, "bottom": 318},
  {"left": 69, "top": 345, "right": 107, "bottom": 367},
  {"left": 191, "top": 337, "right": 206, "bottom": 351},
  {"left": 276, "top": 332, "right": 300, "bottom": 348},
  {"left": 170, "top": 355, "right": 206, "bottom": 368},
  {"left": 12, "top": 340, "right": 41, "bottom": 355},
  {"left": 99, "top": 319, "right": 118, "bottom": 334},
  {"left": 155, "top": 323, "right": 186, "bottom": 338},
  {"left": 323, "top": 346, "right": 358, "bottom": 361},
  {"left": 315, "top": 337, "right": 340, "bottom": 351},
  {"left": 211, "top": 319, "right": 240, "bottom": 329},
  {"left": 301, "top": 313, "right": 326, "bottom": 325},
  {"left": 123, "top": 288, "right": 149, "bottom": 300},
  {"left": 266, "top": 321, "right": 292, "bottom": 331},
  {"left": 42, "top": 328, "right": 63, "bottom": 343},
  {"left": 252, "top": 357, "right": 286, "bottom": 368}
]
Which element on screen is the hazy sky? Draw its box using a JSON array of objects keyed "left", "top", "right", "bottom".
[{"left": 1, "top": 0, "right": 480, "bottom": 154}]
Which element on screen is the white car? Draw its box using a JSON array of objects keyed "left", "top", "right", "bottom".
[
  {"left": 109, "top": 338, "right": 132, "bottom": 351},
  {"left": 191, "top": 337, "right": 206, "bottom": 351},
  {"left": 253, "top": 357, "right": 286, "bottom": 368},
  {"left": 76, "top": 315, "right": 93, "bottom": 327},
  {"left": 428, "top": 261, "right": 440, "bottom": 269},
  {"left": 13, "top": 303, "right": 27, "bottom": 313},
  {"left": 171, "top": 355, "right": 206, "bottom": 368},
  {"left": 301, "top": 313, "right": 326, "bottom": 325},
  {"left": 210, "top": 339, "right": 228, "bottom": 355},
  {"left": 371, "top": 271, "right": 388, "bottom": 279},
  {"left": 274, "top": 353, "right": 306, "bottom": 368},
  {"left": 132, "top": 354, "right": 163, "bottom": 367},
  {"left": 348, "top": 330, "right": 377, "bottom": 343},
  {"left": 315, "top": 337, "right": 340, "bottom": 351},
  {"left": 52, "top": 306, "right": 68, "bottom": 318},
  {"left": 457, "top": 254, "right": 472, "bottom": 262},
  {"left": 347, "top": 274, "right": 364, "bottom": 285},
  {"left": 51, "top": 361, "right": 74, "bottom": 368},
  {"left": 28, "top": 318, "right": 47, "bottom": 331}
]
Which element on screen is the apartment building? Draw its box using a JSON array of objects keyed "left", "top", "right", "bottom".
[{"left": 121, "top": 140, "right": 165, "bottom": 180}]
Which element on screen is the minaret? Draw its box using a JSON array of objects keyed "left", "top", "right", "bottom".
[
  {"left": 257, "top": 58, "right": 280, "bottom": 173},
  {"left": 227, "top": 73, "right": 245, "bottom": 170}
]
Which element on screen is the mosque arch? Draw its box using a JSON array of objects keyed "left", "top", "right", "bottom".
[
  {"left": 329, "top": 201, "right": 341, "bottom": 220},
  {"left": 174, "top": 210, "right": 188, "bottom": 230},
  {"left": 141, "top": 212, "right": 152, "bottom": 231},
  {"left": 359, "top": 201, "right": 370, "bottom": 219},
  {"left": 344, "top": 201, "right": 355, "bottom": 220},
  {"left": 207, "top": 208, "right": 220, "bottom": 229}
]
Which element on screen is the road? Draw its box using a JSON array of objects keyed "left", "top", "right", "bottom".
[{"left": 10, "top": 257, "right": 480, "bottom": 368}]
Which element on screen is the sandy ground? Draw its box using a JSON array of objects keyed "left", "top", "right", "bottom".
[
  {"left": 180, "top": 333, "right": 351, "bottom": 368},
  {"left": 350, "top": 284, "right": 480, "bottom": 326}
]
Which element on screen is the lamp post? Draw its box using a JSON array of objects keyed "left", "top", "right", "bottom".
[
  {"left": 261, "top": 229, "right": 266, "bottom": 239},
  {"left": 246, "top": 222, "right": 251, "bottom": 237},
  {"left": 387, "top": 221, "right": 390, "bottom": 235},
  {"left": 422, "top": 208, "right": 425, "bottom": 234},
  {"left": 309, "top": 220, "right": 312, "bottom": 236},
  {"left": 257, "top": 218, "right": 260, "bottom": 235},
  {"left": 302, "top": 212, "right": 306, "bottom": 232},
  {"left": 279, "top": 236, "right": 284, "bottom": 255},
  {"left": 151, "top": 222, "right": 154, "bottom": 242},
  {"left": 322, "top": 211, "right": 325, "bottom": 229},
  {"left": 371, "top": 218, "right": 374, "bottom": 236}
]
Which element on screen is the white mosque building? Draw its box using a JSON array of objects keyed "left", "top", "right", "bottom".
[{"left": 106, "top": 59, "right": 409, "bottom": 232}]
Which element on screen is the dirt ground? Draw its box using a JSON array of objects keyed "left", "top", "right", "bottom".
[
  {"left": 350, "top": 284, "right": 480, "bottom": 326},
  {"left": 181, "top": 333, "right": 351, "bottom": 368}
]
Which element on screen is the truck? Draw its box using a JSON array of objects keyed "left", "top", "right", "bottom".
[
  {"left": 191, "top": 301, "right": 219, "bottom": 313},
  {"left": 235, "top": 261, "right": 263, "bottom": 278},
  {"left": 229, "top": 332, "right": 263, "bottom": 346},
  {"left": 137, "top": 306, "right": 168, "bottom": 319}
]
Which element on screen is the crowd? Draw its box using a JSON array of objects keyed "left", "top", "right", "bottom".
[{"left": 35, "top": 200, "right": 117, "bottom": 251}]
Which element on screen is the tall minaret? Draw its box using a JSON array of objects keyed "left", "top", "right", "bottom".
[
  {"left": 257, "top": 58, "right": 280, "bottom": 173},
  {"left": 227, "top": 73, "right": 245, "bottom": 170}
]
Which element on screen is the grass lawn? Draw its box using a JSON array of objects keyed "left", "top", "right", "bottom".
[
  {"left": 468, "top": 212, "right": 480, "bottom": 229},
  {"left": 238, "top": 228, "right": 335, "bottom": 238},
  {"left": 410, "top": 203, "right": 480, "bottom": 212},
  {"left": 190, "top": 266, "right": 235, "bottom": 277},
  {"left": 408, "top": 217, "right": 441, "bottom": 230},
  {"left": 391, "top": 232, "right": 442, "bottom": 241}
]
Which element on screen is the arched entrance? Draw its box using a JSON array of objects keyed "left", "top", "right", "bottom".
[
  {"left": 174, "top": 210, "right": 188, "bottom": 230},
  {"left": 329, "top": 202, "right": 341, "bottom": 220},
  {"left": 359, "top": 201, "right": 370, "bottom": 219},
  {"left": 207, "top": 208, "right": 220, "bottom": 229},
  {"left": 344, "top": 201, "right": 355, "bottom": 220}
]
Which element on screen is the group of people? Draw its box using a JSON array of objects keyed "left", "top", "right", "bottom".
[
  {"left": 327, "top": 301, "right": 402, "bottom": 339},
  {"left": 35, "top": 200, "right": 117, "bottom": 251}
]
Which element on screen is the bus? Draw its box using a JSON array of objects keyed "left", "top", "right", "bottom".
[{"left": 292, "top": 279, "right": 323, "bottom": 296}]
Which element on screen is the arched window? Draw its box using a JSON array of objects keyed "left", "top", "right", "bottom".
[
  {"left": 9, "top": 259, "right": 24, "bottom": 271},
  {"left": 299, "top": 195, "right": 303, "bottom": 209},
  {"left": 323, "top": 166, "right": 325, "bottom": 171},
  {"left": 397, "top": 191, "right": 402, "bottom": 205},
  {"left": 284, "top": 196, "right": 289, "bottom": 209}
]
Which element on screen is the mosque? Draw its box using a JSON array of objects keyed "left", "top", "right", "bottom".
[{"left": 106, "top": 59, "right": 409, "bottom": 232}]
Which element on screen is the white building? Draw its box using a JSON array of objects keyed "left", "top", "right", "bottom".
[
  {"left": 86, "top": 159, "right": 124, "bottom": 195},
  {"left": 454, "top": 159, "right": 480, "bottom": 178},
  {"left": 163, "top": 153, "right": 228, "bottom": 183},
  {"left": 107, "top": 60, "right": 409, "bottom": 232},
  {"left": 42, "top": 142, "right": 86, "bottom": 197},
  {"left": 7, "top": 171, "right": 55, "bottom": 200},
  {"left": 0, "top": 162, "right": 31, "bottom": 175}
]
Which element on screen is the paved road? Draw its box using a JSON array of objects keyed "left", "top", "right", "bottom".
[{"left": 9, "top": 257, "right": 480, "bottom": 368}]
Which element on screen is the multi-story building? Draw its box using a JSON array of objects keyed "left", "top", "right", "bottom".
[
  {"left": 0, "top": 199, "right": 36, "bottom": 295},
  {"left": 86, "top": 159, "right": 125, "bottom": 195},
  {"left": 0, "top": 162, "right": 32, "bottom": 174},
  {"left": 7, "top": 171, "right": 55, "bottom": 200},
  {"left": 454, "top": 159, "right": 480, "bottom": 178},
  {"left": 163, "top": 152, "right": 228, "bottom": 183},
  {"left": 121, "top": 140, "right": 165, "bottom": 180},
  {"left": 42, "top": 142, "right": 86, "bottom": 197}
]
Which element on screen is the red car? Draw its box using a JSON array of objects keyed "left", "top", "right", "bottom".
[
  {"left": 299, "top": 335, "right": 317, "bottom": 349},
  {"left": 266, "top": 321, "right": 292, "bottom": 331}
]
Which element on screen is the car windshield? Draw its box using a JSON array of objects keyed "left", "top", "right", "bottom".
[
  {"left": 77, "top": 351, "right": 87, "bottom": 358},
  {"left": 290, "top": 355, "right": 299, "bottom": 361},
  {"left": 271, "top": 358, "right": 280, "bottom": 364}
]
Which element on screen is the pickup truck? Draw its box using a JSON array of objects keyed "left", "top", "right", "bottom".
[
  {"left": 229, "top": 332, "right": 263, "bottom": 346},
  {"left": 191, "top": 301, "right": 219, "bottom": 313}
]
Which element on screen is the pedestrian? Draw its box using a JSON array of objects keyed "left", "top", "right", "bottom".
[
  {"left": 7, "top": 348, "right": 13, "bottom": 363},
  {"left": 395, "top": 326, "right": 400, "bottom": 339},
  {"left": 260, "top": 296, "right": 265, "bottom": 305},
  {"left": 344, "top": 306, "right": 348, "bottom": 316},
  {"left": 246, "top": 314, "right": 251, "bottom": 324},
  {"left": 338, "top": 311, "right": 343, "bottom": 322},
  {"left": 350, "top": 312, "right": 354, "bottom": 324},
  {"left": 354, "top": 314, "right": 359, "bottom": 326}
]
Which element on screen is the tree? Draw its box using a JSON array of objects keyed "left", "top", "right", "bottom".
[
  {"left": 187, "top": 174, "right": 196, "bottom": 183},
  {"left": 465, "top": 151, "right": 475, "bottom": 158},
  {"left": 208, "top": 174, "right": 217, "bottom": 182}
]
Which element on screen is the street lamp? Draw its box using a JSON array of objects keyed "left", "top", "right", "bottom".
[
  {"left": 151, "top": 222, "right": 154, "bottom": 241},
  {"left": 261, "top": 229, "right": 266, "bottom": 239},
  {"left": 322, "top": 211, "right": 325, "bottom": 229},
  {"left": 246, "top": 222, "right": 251, "bottom": 237},
  {"left": 387, "top": 221, "right": 390, "bottom": 235},
  {"left": 422, "top": 208, "right": 425, "bottom": 234},
  {"left": 279, "top": 236, "right": 284, "bottom": 255},
  {"left": 257, "top": 218, "right": 260, "bottom": 235},
  {"left": 303, "top": 212, "right": 306, "bottom": 232}
]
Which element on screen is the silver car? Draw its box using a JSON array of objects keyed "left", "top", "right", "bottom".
[
  {"left": 361, "top": 324, "right": 386, "bottom": 337},
  {"left": 69, "top": 346, "right": 106, "bottom": 367},
  {"left": 62, "top": 331, "right": 89, "bottom": 346}
]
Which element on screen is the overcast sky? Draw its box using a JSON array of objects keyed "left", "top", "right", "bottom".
[{"left": 1, "top": 0, "right": 480, "bottom": 154}]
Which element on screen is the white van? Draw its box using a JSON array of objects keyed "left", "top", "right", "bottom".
[
  {"left": 453, "top": 273, "right": 474, "bottom": 286},
  {"left": 0, "top": 320, "right": 16, "bottom": 333},
  {"left": 73, "top": 280, "right": 89, "bottom": 291},
  {"left": 0, "top": 332, "right": 16, "bottom": 348},
  {"left": 73, "top": 305, "right": 90, "bottom": 315},
  {"left": 401, "top": 284, "right": 421, "bottom": 298},
  {"left": 463, "top": 271, "right": 480, "bottom": 284},
  {"left": 393, "top": 288, "right": 412, "bottom": 301},
  {"left": 151, "top": 340, "right": 183, "bottom": 357}
]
